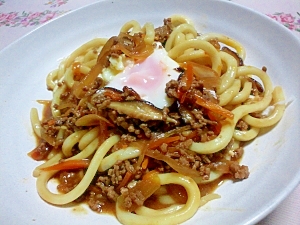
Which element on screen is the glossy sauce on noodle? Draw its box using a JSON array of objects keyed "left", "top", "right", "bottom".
[{"left": 31, "top": 102, "right": 230, "bottom": 215}]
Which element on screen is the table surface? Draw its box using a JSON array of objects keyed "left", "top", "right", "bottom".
[{"left": 1, "top": 0, "right": 299, "bottom": 224}]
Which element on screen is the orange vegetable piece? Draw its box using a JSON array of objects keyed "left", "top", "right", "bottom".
[
  {"left": 195, "top": 95, "right": 234, "bottom": 119},
  {"left": 41, "top": 159, "right": 90, "bottom": 171},
  {"left": 148, "top": 135, "right": 180, "bottom": 149},
  {"left": 141, "top": 156, "right": 149, "bottom": 170},
  {"left": 116, "top": 171, "right": 133, "bottom": 191}
]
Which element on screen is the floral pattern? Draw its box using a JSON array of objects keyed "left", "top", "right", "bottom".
[
  {"left": 0, "top": 10, "right": 65, "bottom": 27},
  {"left": 0, "top": 0, "right": 299, "bottom": 35},
  {"left": 44, "top": 0, "right": 68, "bottom": 8},
  {"left": 0, "top": 0, "right": 68, "bottom": 27},
  {"left": 268, "top": 12, "right": 300, "bottom": 32}
]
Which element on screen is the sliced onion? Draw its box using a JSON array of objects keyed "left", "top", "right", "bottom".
[
  {"left": 145, "top": 149, "right": 201, "bottom": 177},
  {"left": 72, "top": 36, "right": 118, "bottom": 98},
  {"left": 72, "top": 32, "right": 154, "bottom": 99},
  {"left": 113, "top": 32, "right": 154, "bottom": 60},
  {"left": 190, "top": 62, "right": 220, "bottom": 88},
  {"left": 131, "top": 140, "right": 149, "bottom": 170},
  {"left": 75, "top": 114, "right": 113, "bottom": 127},
  {"left": 118, "top": 171, "right": 160, "bottom": 212},
  {"left": 40, "top": 128, "right": 57, "bottom": 147}
]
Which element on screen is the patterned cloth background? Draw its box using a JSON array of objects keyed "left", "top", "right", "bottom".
[{"left": 0, "top": 0, "right": 299, "bottom": 49}]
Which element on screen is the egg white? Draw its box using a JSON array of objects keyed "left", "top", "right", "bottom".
[{"left": 102, "top": 43, "right": 181, "bottom": 109}]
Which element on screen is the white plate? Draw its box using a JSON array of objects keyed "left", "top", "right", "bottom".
[{"left": 0, "top": 0, "right": 299, "bottom": 224}]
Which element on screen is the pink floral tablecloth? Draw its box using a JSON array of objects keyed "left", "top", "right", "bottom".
[{"left": 0, "top": 0, "right": 299, "bottom": 224}]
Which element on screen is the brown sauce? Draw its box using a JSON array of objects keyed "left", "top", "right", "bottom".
[{"left": 31, "top": 102, "right": 243, "bottom": 216}]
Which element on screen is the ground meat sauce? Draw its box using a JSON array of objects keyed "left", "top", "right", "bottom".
[
  {"left": 32, "top": 83, "right": 249, "bottom": 215},
  {"left": 30, "top": 20, "right": 251, "bottom": 216}
]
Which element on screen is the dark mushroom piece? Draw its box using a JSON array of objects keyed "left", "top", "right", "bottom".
[
  {"left": 107, "top": 100, "right": 178, "bottom": 124},
  {"left": 221, "top": 46, "right": 244, "bottom": 66}
]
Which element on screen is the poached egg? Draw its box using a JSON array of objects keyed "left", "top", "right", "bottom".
[{"left": 103, "top": 43, "right": 182, "bottom": 109}]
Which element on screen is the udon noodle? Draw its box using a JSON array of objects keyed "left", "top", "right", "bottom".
[{"left": 29, "top": 15, "right": 285, "bottom": 224}]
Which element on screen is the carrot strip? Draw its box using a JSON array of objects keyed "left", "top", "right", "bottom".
[
  {"left": 41, "top": 159, "right": 90, "bottom": 171},
  {"left": 141, "top": 156, "right": 149, "bottom": 170},
  {"left": 116, "top": 171, "right": 133, "bottom": 190},
  {"left": 195, "top": 95, "right": 234, "bottom": 119},
  {"left": 185, "top": 61, "right": 193, "bottom": 90},
  {"left": 98, "top": 120, "right": 109, "bottom": 146},
  {"left": 148, "top": 136, "right": 180, "bottom": 149},
  {"left": 179, "top": 91, "right": 187, "bottom": 104},
  {"left": 178, "top": 62, "right": 194, "bottom": 103},
  {"left": 207, "top": 110, "right": 222, "bottom": 134},
  {"left": 132, "top": 140, "right": 148, "bottom": 170}
]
